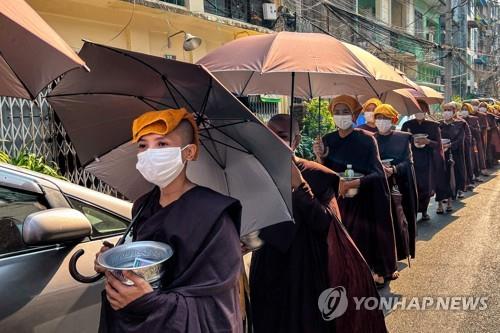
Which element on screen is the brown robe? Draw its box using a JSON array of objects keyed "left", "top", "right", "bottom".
[
  {"left": 322, "top": 129, "right": 396, "bottom": 278},
  {"left": 99, "top": 186, "right": 243, "bottom": 333}
]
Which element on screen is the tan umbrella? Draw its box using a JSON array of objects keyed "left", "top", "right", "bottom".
[
  {"left": 0, "top": 0, "right": 87, "bottom": 99},
  {"left": 198, "top": 32, "right": 412, "bottom": 98},
  {"left": 413, "top": 85, "right": 444, "bottom": 105},
  {"left": 382, "top": 89, "right": 422, "bottom": 116}
]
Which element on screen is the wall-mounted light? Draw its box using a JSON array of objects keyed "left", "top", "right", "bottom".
[{"left": 167, "top": 31, "right": 202, "bottom": 51}]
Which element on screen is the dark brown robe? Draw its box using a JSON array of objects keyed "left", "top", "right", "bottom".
[
  {"left": 99, "top": 186, "right": 243, "bottom": 333},
  {"left": 357, "top": 123, "right": 378, "bottom": 133},
  {"left": 401, "top": 119, "right": 444, "bottom": 212},
  {"left": 457, "top": 118, "right": 474, "bottom": 186},
  {"left": 322, "top": 129, "right": 396, "bottom": 278},
  {"left": 438, "top": 120, "right": 466, "bottom": 198},
  {"left": 375, "top": 130, "right": 418, "bottom": 259},
  {"left": 250, "top": 158, "right": 387, "bottom": 333},
  {"left": 463, "top": 115, "right": 486, "bottom": 175},
  {"left": 486, "top": 113, "right": 500, "bottom": 167},
  {"left": 476, "top": 112, "right": 489, "bottom": 163}
]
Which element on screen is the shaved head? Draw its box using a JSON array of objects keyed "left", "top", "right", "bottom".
[
  {"left": 174, "top": 120, "right": 196, "bottom": 146},
  {"left": 267, "top": 114, "right": 301, "bottom": 150}
]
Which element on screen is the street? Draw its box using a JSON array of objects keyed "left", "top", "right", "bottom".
[{"left": 384, "top": 168, "right": 500, "bottom": 333}]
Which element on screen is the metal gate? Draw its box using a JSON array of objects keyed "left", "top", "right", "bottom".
[{"left": 0, "top": 92, "right": 118, "bottom": 197}]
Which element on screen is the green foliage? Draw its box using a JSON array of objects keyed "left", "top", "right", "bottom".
[
  {"left": 295, "top": 135, "right": 315, "bottom": 161},
  {"left": 1, "top": 149, "right": 66, "bottom": 180},
  {"left": 296, "top": 98, "right": 335, "bottom": 161},
  {"left": 302, "top": 98, "right": 335, "bottom": 139},
  {"left": 452, "top": 95, "right": 463, "bottom": 104}
]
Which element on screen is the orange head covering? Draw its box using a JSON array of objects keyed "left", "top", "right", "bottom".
[
  {"left": 132, "top": 108, "right": 199, "bottom": 153},
  {"left": 362, "top": 98, "right": 382, "bottom": 112},
  {"left": 374, "top": 104, "right": 399, "bottom": 124},
  {"left": 329, "top": 95, "right": 361, "bottom": 114},
  {"left": 462, "top": 103, "right": 474, "bottom": 114}
]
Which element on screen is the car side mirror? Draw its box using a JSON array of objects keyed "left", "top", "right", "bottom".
[{"left": 23, "top": 208, "right": 92, "bottom": 246}]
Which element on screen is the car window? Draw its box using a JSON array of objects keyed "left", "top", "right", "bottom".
[
  {"left": 0, "top": 186, "right": 47, "bottom": 255},
  {"left": 67, "top": 198, "right": 128, "bottom": 238}
]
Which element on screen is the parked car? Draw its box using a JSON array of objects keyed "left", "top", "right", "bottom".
[{"left": 0, "top": 163, "right": 132, "bottom": 332}]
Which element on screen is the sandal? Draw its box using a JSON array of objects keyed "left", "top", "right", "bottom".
[
  {"left": 436, "top": 207, "right": 444, "bottom": 214},
  {"left": 446, "top": 206, "right": 453, "bottom": 212},
  {"left": 421, "top": 213, "right": 431, "bottom": 221}
]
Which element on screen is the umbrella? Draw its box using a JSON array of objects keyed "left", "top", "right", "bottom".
[
  {"left": 358, "top": 88, "right": 422, "bottom": 116},
  {"left": 198, "top": 32, "right": 412, "bottom": 98},
  {"left": 411, "top": 85, "right": 444, "bottom": 105},
  {"left": 48, "top": 42, "right": 292, "bottom": 239},
  {"left": 0, "top": 0, "right": 87, "bottom": 99}
]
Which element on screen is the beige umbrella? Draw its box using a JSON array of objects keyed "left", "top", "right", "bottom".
[
  {"left": 413, "top": 85, "right": 444, "bottom": 105},
  {"left": 198, "top": 32, "right": 412, "bottom": 98},
  {"left": 382, "top": 89, "right": 422, "bottom": 116},
  {"left": 0, "top": 0, "right": 87, "bottom": 99}
]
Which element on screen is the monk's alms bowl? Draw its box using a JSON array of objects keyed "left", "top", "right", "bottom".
[
  {"left": 412, "top": 134, "right": 428, "bottom": 148},
  {"left": 341, "top": 172, "right": 364, "bottom": 198},
  {"left": 98, "top": 241, "right": 173, "bottom": 287},
  {"left": 441, "top": 138, "right": 451, "bottom": 151},
  {"left": 381, "top": 159, "right": 394, "bottom": 167}
]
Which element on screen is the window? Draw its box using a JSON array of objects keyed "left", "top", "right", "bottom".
[
  {"left": 0, "top": 186, "right": 47, "bottom": 255},
  {"left": 414, "top": 10, "right": 423, "bottom": 39},
  {"left": 68, "top": 198, "right": 129, "bottom": 238},
  {"left": 160, "top": 0, "right": 185, "bottom": 6}
]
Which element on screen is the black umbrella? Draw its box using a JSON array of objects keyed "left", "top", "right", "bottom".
[{"left": 48, "top": 42, "right": 293, "bottom": 283}]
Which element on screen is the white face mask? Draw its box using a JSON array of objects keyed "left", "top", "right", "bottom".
[
  {"left": 364, "top": 111, "right": 375, "bottom": 123},
  {"left": 136, "top": 147, "right": 186, "bottom": 188},
  {"left": 334, "top": 115, "right": 353, "bottom": 130},
  {"left": 443, "top": 111, "right": 454, "bottom": 120},
  {"left": 460, "top": 110, "right": 469, "bottom": 117},
  {"left": 473, "top": 106, "right": 479, "bottom": 112},
  {"left": 375, "top": 119, "right": 392, "bottom": 133},
  {"left": 415, "top": 112, "right": 425, "bottom": 120},
  {"left": 479, "top": 107, "right": 487, "bottom": 113}
]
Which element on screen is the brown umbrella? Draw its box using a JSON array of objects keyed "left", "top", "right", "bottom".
[
  {"left": 0, "top": 0, "right": 87, "bottom": 99},
  {"left": 197, "top": 32, "right": 412, "bottom": 98}
]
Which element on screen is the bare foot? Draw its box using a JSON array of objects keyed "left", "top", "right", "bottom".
[
  {"left": 373, "top": 273, "right": 384, "bottom": 284},
  {"left": 391, "top": 271, "right": 400, "bottom": 280}
]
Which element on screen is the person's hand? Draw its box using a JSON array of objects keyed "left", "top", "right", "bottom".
[
  {"left": 313, "top": 137, "right": 328, "bottom": 162},
  {"left": 94, "top": 243, "right": 112, "bottom": 273},
  {"left": 291, "top": 161, "right": 305, "bottom": 190},
  {"left": 105, "top": 271, "right": 154, "bottom": 311},
  {"left": 241, "top": 242, "right": 252, "bottom": 255},
  {"left": 416, "top": 137, "right": 431, "bottom": 145},
  {"left": 339, "top": 179, "right": 360, "bottom": 197},
  {"left": 383, "top": 166, "right": 394, "bottom": 177}
]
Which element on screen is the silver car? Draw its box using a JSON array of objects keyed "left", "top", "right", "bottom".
[{"left": 0, "top": 163, "right": 132, "bottom": 332}]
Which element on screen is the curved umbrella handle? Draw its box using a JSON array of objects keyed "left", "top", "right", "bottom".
[{"left": 69, "top": 249, "right": 104, "bottom": 283}]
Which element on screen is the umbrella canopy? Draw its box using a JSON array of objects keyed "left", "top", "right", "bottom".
[
  {"left": 0, "top": 0, "right": 87, "bottom": 99},
  {"left": 197, "top": 32, "right": 412, "bottom": 98},
  {"left": 48, "top": 42, "right": 292, "bottom": 236},
  {"left": 381, "top": 89, "right": 422, "bottom": 116},
  {"left": 412, "top": 85, "right": 444, "bottom": 105}
]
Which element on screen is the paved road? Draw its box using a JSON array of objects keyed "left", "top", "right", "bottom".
[{"left": 383, "top": 168, "right": 500, "bottom": 333}]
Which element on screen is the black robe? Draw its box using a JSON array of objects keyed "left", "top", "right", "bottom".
[
  {"left": 375, "top": 131, "right": 418, "bottom": 259},
  {"left": 357, "top": 123, "right": 378, "bottom": 133},
  {"left": 322, "top": 129, "right": 396, "bottom": 278},
  {"left": 250, "top": 158, "right": 387, "bottom": 333},
  {"left": 438, "top": 120, "right": 466, "bottom": 198},
  {"left": 401, "top": 119, "right": 444, "bottom": 212},
  {"left": 99, "top": 186, "right": 243, "bottom": 333},
  {"left": 464, "top": 115, "right": 486, "bottom": 175}
]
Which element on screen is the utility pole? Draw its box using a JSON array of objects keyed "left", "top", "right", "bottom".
[{"left": 444, "top": 0, "right": 453, "bottom": 102}]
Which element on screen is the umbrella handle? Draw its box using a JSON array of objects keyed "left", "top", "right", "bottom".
[{"left": 69, "top": 248, "right": 104, "bottom": 283}]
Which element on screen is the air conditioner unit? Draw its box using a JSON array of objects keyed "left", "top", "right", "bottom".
[{"left": 263, "top": 3, "right": 277, "bottom": 20}]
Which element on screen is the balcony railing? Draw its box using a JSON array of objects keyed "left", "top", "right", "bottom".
[{"left": 160, "top": 0, "right": 185, "bottom": 6}]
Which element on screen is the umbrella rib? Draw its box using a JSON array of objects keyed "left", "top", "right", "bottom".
[
  {"left": 308, "top": 73, "right": 313, "bottom": 99},
  {"left": 203, "top": 124, "right": 251, "bottom": 154},
  {"left": 141, "top": 96, "right": 178, "bottom": 109},
  {"left": 199, "top": 133, "right": 249, "bottom": 154},
  {"left": 240, "top": 71, "right": 255, "bottom": 97},
  {"left": 199, "top": 138, "right": 225, "bottom": 169},
  {"left": 201, "top": 120, "right": 249, "bottom": 130},
  {"left": 0, "top": 52, "right": 36, "bottom": 99},
  {"left": 163, "top": 79, "right": 180, "bottom": 108},
  {"left": 363, "top": 77, "right": 380, "bottom": 98},
  {"left": 197, "top": 77, "right": 213, "bottom": 121}
]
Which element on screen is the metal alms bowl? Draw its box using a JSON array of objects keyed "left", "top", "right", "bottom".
[
  {"left": 98, "top": 241, "right": 173, "bottom": 287},
  {"left": 413, "top": 134, "right": 428, "bottom": 148},
  {"left": 341, "top": 172, "right": 364, "bottom": 198}
]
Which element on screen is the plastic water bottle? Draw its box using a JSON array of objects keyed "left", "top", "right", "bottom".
[{"left": 344, "top": 164, "right": 354, "bottom": 178}]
